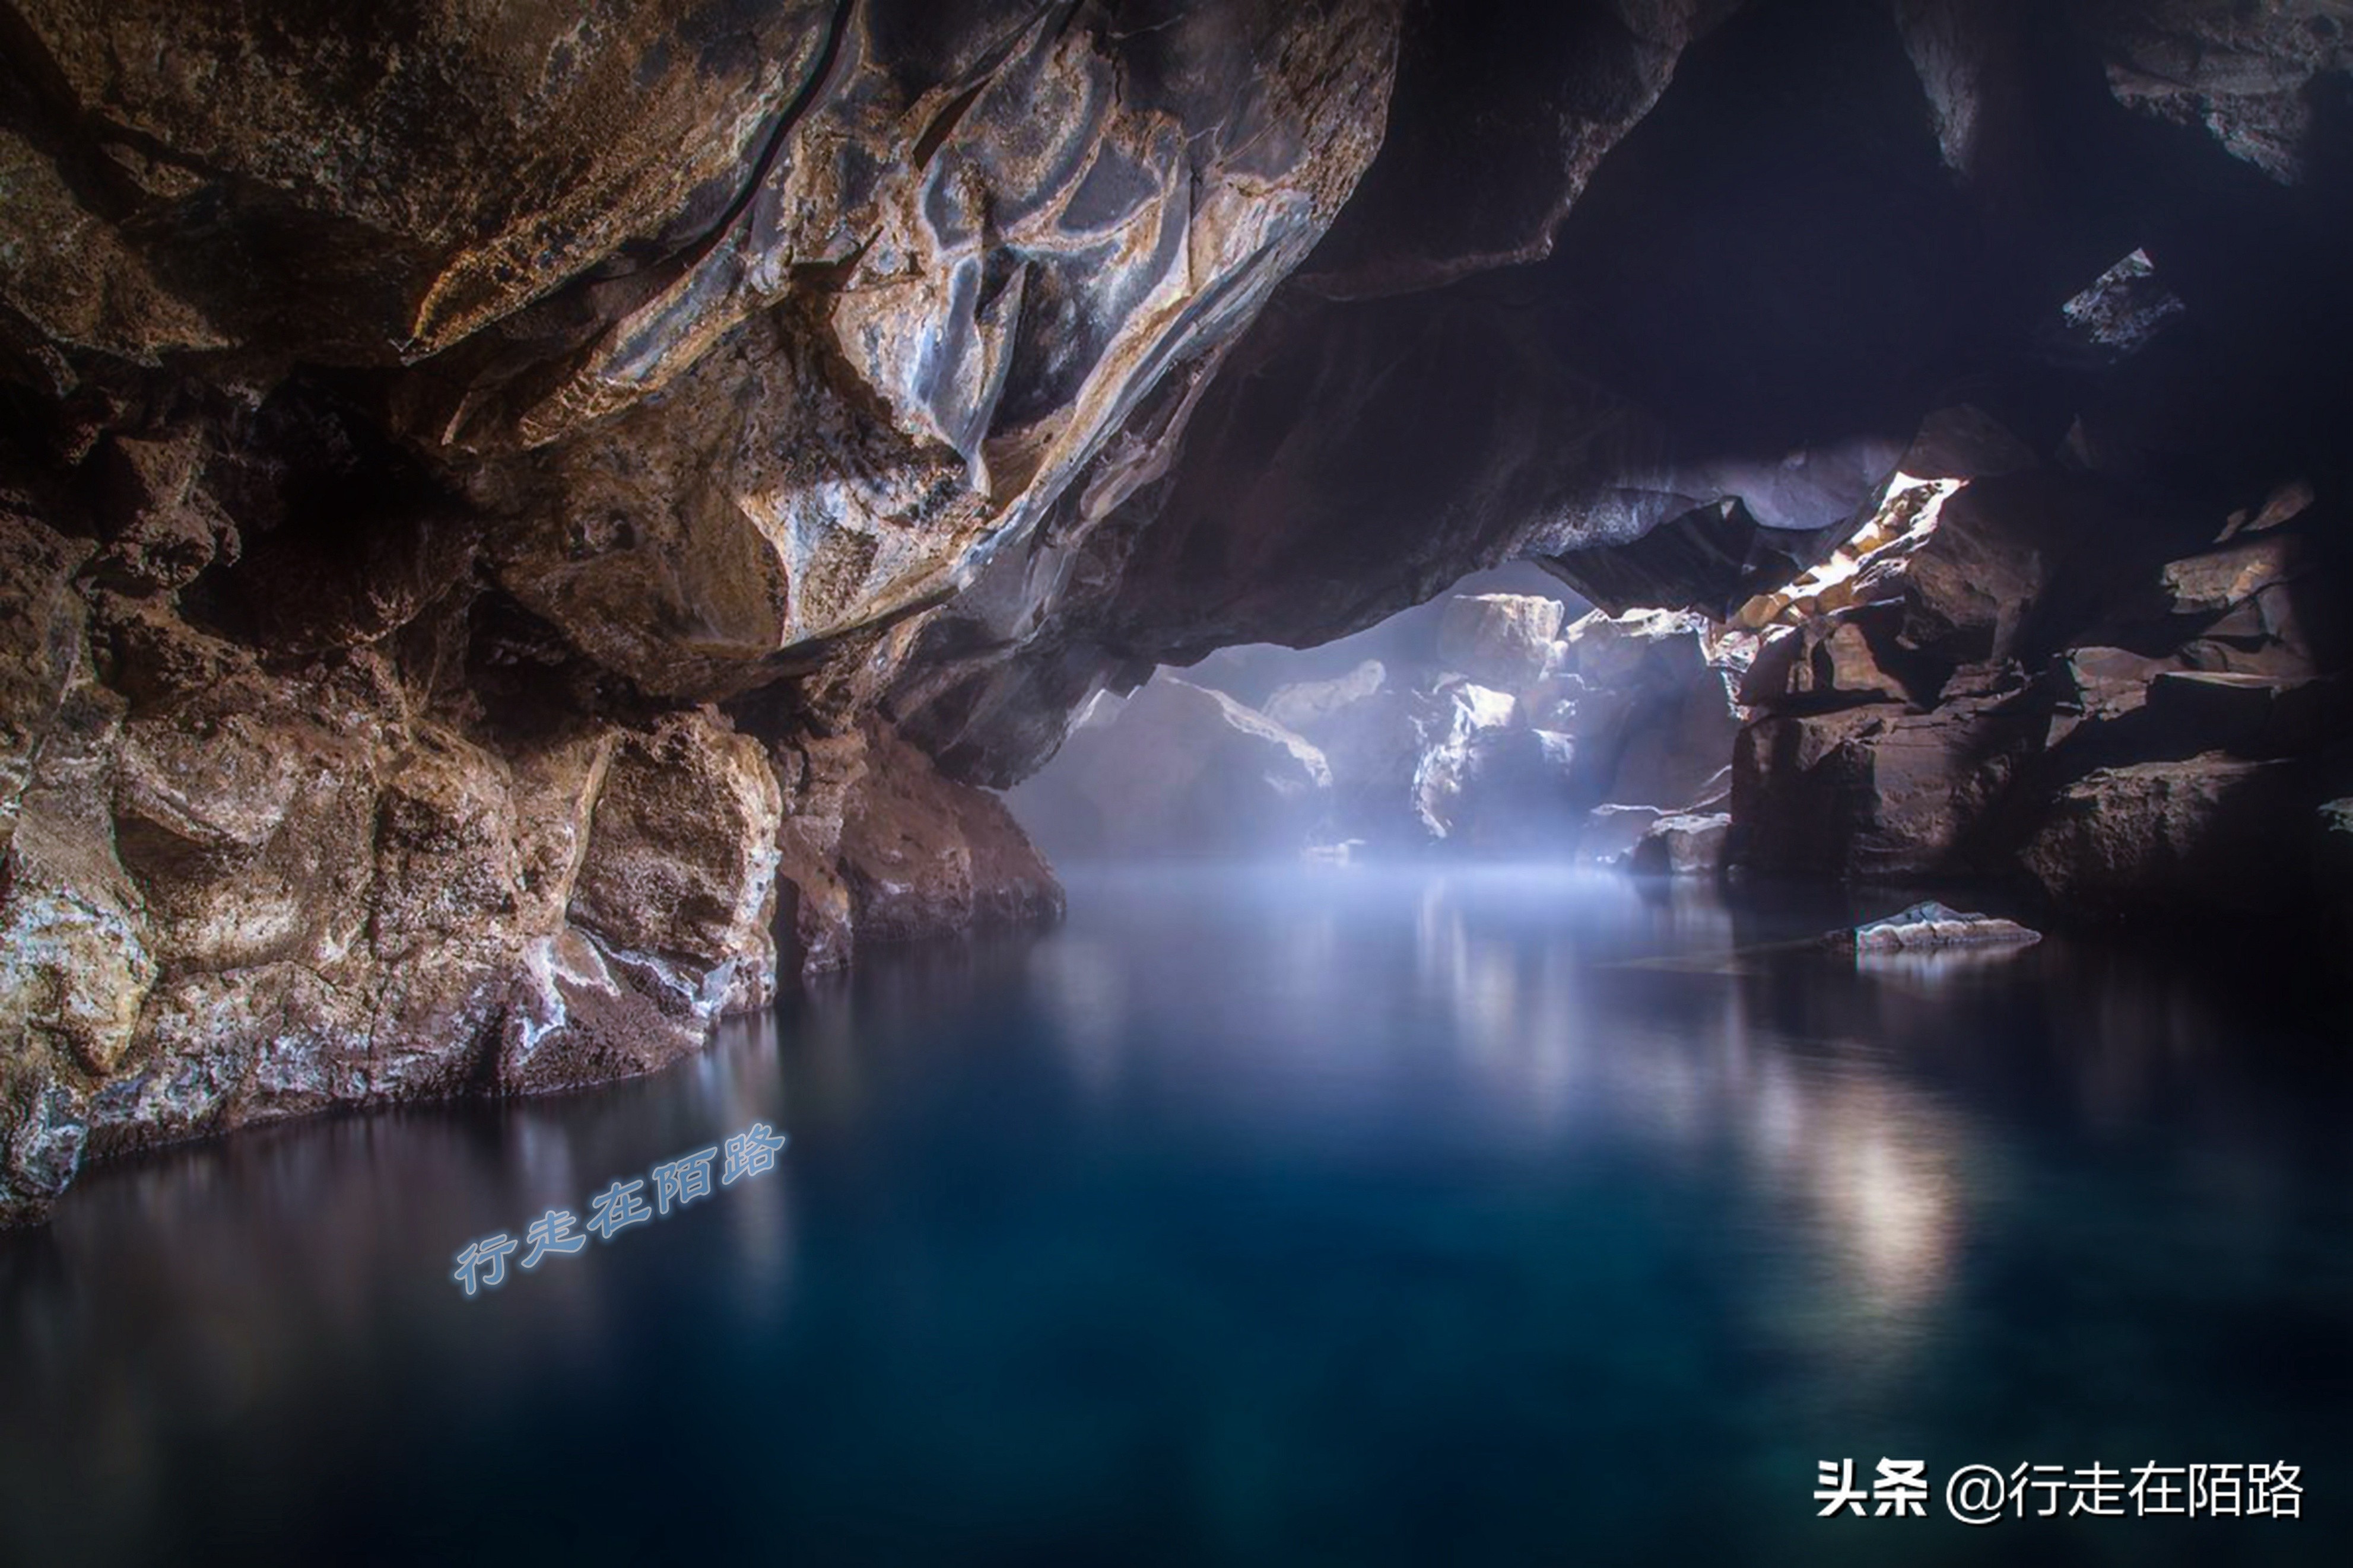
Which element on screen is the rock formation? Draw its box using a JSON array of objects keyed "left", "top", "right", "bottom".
[
  {"left": 1727, "top": 425, "right": 2348, "bottom": 917},
  {"left": 1832, "top": 901, "right": 2041, "bottom": 954},
  {"left": 4, "top": 0, "right": 2350, "bottom": 1221},
  {"left": 1008, "top": 676, "right": 1333, "bottom": 860},
  {"left": 1629, "top": 813, "right": 1733, "bottom": 879},
  {"left": 1437, "top": 594, "right": 1567, "bottom": 691},
  {"left": 0, "top": 0, "right": 1398, "bottom": 1223}
]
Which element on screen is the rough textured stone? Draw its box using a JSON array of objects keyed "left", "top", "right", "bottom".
[
  {"left": 1628, "top": 812, "right": 1732, "bottom": 879},
  {"left": 1732, "top": 694, "right": 2037, "bottom": 882},
  {"left": 1544, "top": 608, "right": 1748, "bottom": 816},
  {"left": 1436, "top": 594, "right": 1566, "bottom": 692},
  {"left": 2077, "top": 0, "right": 2352, "bottom": 183},
  {"left": 6, "top": 1, "right": 842, "bottom": 361},
  {"left": 450, "top": 0, "right": 1406, "bottom": 703},
  {"left": 2020, "top": 755, "right": 2315, "bottom": 917},
  {"left": 1726, "top": 410, "right": 2351, "bottom": 905},
  {"left": 839, "top": 717, "right": 1063, "bottom": 945},
  {"left": 2160, "top": 537, "right": 2310, "bottom": 618},
  {"left": 769, "top": 728, "right": 869, "bottom": 978},
  {"left": 0, "top": 1, "right": 1387, "bottom": 1221},
  {"left": 0, "top": 515, "right": 93, "bottom": 861},
  {"left": 1836, "top": 899, "right": 2041, "bottom": 952},
  {"left": 568, "top": 713, "right": 783, "bottom": 998}
]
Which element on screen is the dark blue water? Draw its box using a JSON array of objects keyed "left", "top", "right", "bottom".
[{"left": 1, "top": 866, "right": 2346, "bottom": 1566}]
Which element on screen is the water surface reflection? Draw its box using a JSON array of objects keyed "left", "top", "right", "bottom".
[{"left": 0, "top": 864, "right": 2344, "bottom": 1566}]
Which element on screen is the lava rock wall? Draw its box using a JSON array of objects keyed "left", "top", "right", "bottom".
[{"left": 0, "top": 0, "right": 1402, "bottom": 1222}]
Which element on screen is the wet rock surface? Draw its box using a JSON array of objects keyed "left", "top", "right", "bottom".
[
  {"left": 4, "top": 1, "right": 2352, "bottom": 1220},
  {"left": 1833, "top": 899, "right": 2041, "bottom": 953}
]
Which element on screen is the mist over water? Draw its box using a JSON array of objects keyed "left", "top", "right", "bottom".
[{"left": 1, "top": 864, "right": 2346, "bottom": 1566}]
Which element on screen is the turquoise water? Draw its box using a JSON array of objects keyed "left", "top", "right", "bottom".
[{"left": 1, "top": 865, "right": 2345, "bottom": 1566}]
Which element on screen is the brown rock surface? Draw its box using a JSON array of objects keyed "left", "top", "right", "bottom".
[
  {"left": 0, "top": 1, "right": 1382, "bottom": 1220},
  {"left": 2021, "top": 755, "right": 2314, "bottom": 916},
  {"left": 840, "top": 718, "right": 1063, "bottom": 946},
  {"left": 1732, "top": 695, "right": 2037, "bottom": 881}
]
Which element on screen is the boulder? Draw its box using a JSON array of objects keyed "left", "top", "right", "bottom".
[
  {"left": 1737, "top": 608, "right": 1911, "bottom": 710},
  {"left": 1545, "top": 608, "right": 1749, "bottom": 814},
  {"left": 1264, "top": 660, "right": 1388, "bottom": 739},
  {"left": 1833, "top": 900, "right": 2041, "bottom": 952},
  {"left": 2019, "top": 754, "right": 2316, "bottom": 917},
  {"left": 1628, "top": 813, "right": 1732, "bottom": 879},
  {"left": 1576, "top": 804, "right": 1666, "bottom": 869},
  {"left": 2160, "top": 537, "right": 2310, "bottom": 618},
  {"left": 1731, "top": 695, "right": 2036, "bottom": 880},
  {"left": 1450, "top": 728, "right": 1583, "bottom": 851},
  {"left": 1436, "top": 594, "right": 1567, "bottom": 691},
  {"left": 1300, "top": 676, "right": 1520, "bottom": 850},
  {"left": 2046, "top": 645, "right": 2177, "bottom": 736}
]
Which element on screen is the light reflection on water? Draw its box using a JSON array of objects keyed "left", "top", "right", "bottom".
[{"left": 0, "top": 863, "right": 2346, "bottom": 1566}]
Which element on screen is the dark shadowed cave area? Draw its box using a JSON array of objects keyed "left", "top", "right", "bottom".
[{"left": 1, "top": 2, "right": 2349, "bottom": 1564}]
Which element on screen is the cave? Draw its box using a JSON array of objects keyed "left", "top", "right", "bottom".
[{"left": 1, "top": 1, "right": 2348, "bottom": 1561}]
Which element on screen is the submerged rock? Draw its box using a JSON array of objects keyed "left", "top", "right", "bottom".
[
  {"left": 1575, "top": 804, "right": 1666, "bottom": 869},
  {"left": 1833, "top": 901, "right": 2041, "bottom": 953}
]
